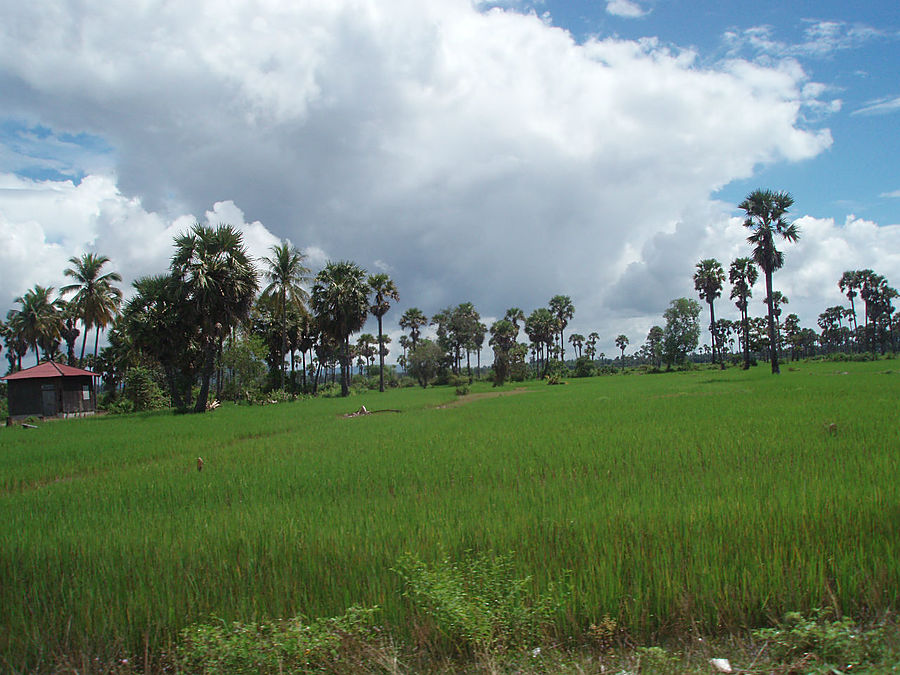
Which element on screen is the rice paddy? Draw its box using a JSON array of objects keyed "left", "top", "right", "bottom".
[{"left": 1, "top": 360, "right": 898, "bottom": 670}]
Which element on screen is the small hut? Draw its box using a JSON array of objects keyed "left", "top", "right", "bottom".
[{"left": 2, "top": 362, "right": 98, "bottom": 421}]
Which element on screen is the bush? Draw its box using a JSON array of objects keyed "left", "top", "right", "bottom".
[
  {"left": 572, "top": 356, "right": 596, "bottom": 378},
  {"left": 123, "top": 366, "right": 169, "bottom": 411},
  {"left": 394, "top": 551, "right": 566, "bottom": 655},
  {"left": 752, "top": 610, "right": 886, "bottom": 670},
  {"left": 449, "top": 373, "right": 470, "bottom": 395},
  {"left": 177, "top": 606, "right": 381, "bottom": 674}
]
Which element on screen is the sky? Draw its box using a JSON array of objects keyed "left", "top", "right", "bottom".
[{"left": 1, "top": 0, "right": 898, "bottom": 360}]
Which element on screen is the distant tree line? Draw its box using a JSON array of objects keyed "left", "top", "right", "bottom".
[{"left": 2, "top": 189, "right": 898, "bottom": 412}]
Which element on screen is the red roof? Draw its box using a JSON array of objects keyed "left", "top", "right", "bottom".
[{"left": 1, "top": 361, "right": 97, "bottom": 381}]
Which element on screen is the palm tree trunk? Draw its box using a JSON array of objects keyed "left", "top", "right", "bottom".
[
  {"left": 194, "top": 344, "right": 216, "bottom": 413},
  {"left": 764, "top": 271, "right": 780, "bottom": 374},
  {"left": 79, "top": 323, "right": 89, "bottom": 367},
  {"left": 93, "top": 325, "right": 101, "bottom": 366},
  {"left": 377, "top": 314, "right": 385, "bottom": 392},
  {"left": 708, "top": 300, "right": 717, "bottom": 364},
  {"left": 280, "top": 291, "right": 287, "bottom": 390}
]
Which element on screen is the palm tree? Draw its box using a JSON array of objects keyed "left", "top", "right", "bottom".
[
  {"left": 615, "top": 334, "right": 629, "bottom": 368},
  {"left": 568, "top": 333, "right": 585, "bottom": 359},
  {"left": 504, "top": 307, "right": 525, "bottom": 336},
  {"left": 738, "top": 189, "right": 799, "bottom": 374},
  {"left": 399, "top": 308, "right": 428, "bottom": 347},
  {"left": 368, "top": 273, "right": 399, "bottom": 392},
  {"left": 585, "top": 332, "right": 599, "bottom": 360},
  {"left": 59, "top": 301, "right": 81, "bottom": 367},
  {"left": 838, "top": 270, "right": 862, "bottom": 349},
  {"left": 261, "top": 241, "right": 310, "bottom": 390},
  {"left": 62, "top": 253, "right": 123, "bottom": 367},
  {"left": 3, "top": 309, "right": 29, "bottom": 371},
  {"left": 729, "top": 257, "right": 758, "bottom": 370},
  {"left": 12, "top": 285, "right": 64, "bottom": 366},
  {"left": 548, "top": 295, "right": 575, "bottom": 361},
  {"left": 311, "top": 261, "right": 370, "bottom": 397},
  {"left": 171, "top": 223, "right": 259, "bottom": 412},
  {"left": 693, "top": 258, "right": 726, "bottom": 366}
]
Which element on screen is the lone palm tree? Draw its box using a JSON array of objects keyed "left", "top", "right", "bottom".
[
  {"left": 172, "top": 223, "right": 259, "bottom": 412},
  {"left": 368, "top": 273, "right": 399, "bottom": 392},
  {"left": 261, "top": 241, "right": 310, "bottom": 390},
  {"left": 615, "top": 334, "right": 629, "bottom": 368},
  {"left": 62, "top": 253, "right": 123, "bottom": 366},
  {"left": 739, "top": 189, "right": 799, "bottom": 374},
  {"left": 693, "top": 258, "right": 726, "bottom": 366},
  {"left": 311, "top": 261, "right": 370, "bottom": 397}
]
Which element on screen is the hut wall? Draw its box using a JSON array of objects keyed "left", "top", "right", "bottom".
[
  {"left": 60, "top": 376, "right": 97, "bottom": 415},
  {"left": 8, "top": 380, "right": 44, "bottom": 419}
]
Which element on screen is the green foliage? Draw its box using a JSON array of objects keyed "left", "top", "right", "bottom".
[
  {"left": 221, "top": 332, "right": 268, "bottom": 401},
  {"left": 752, "top": 610, "right": 886, "bottom": 670},
  {"left": 663, "top": 297, "right": 701, "bottom": 367},
  {"left": 635, "top": 645, "right": 679, "bottom": 673},
  {"left": 123, "top": 366, "right": 169, "bottom": 411},
  {"left": 408, "top": 339, "right": 444, "bottom": 388},
  {"left": 104, "top": 397, "right": 135, "bottom": 415},
  {"left": 177, "top": 606, "right": 379, "bottom": 674},
  {"left": 395, "top": 551, "right": 565, "bottom": 654},
  {"left": 448, "top": 373, "right": 470, "bottom": 396},
  {"left": 572, "top": 355, "right": 595, "bottom": 378}
]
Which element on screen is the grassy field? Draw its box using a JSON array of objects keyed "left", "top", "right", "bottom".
[{"left": 1, "top": 360, "right": 899, "bottom": 671}]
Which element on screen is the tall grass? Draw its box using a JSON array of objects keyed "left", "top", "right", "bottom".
[{"left": 1, "top": 361, "right": 898, "bottom": 669}]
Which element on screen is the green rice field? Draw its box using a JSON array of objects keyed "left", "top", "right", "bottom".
[{"left": 1, "top": 360, "right": 899, "bottom": 670}]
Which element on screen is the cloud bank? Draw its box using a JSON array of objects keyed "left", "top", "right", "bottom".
[{"left": 0, "top": 0, "right": 893, "bottom": 355}]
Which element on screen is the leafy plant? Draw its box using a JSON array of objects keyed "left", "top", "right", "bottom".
[
  {"left": 394, "top": 551, "right": 566, "bottom": 655},
  {"left": 176, "top": 606, "right": 380, "bottom": 674},
  {"left": 752, "top": 610, "right": 886, "bottom": 670}
]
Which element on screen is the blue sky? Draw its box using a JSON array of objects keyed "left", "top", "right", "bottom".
[
  {"left": 539, "top": 0, "right": 900, "bottom": 225},
  {"left": 1, "top": 0, "right": 898, "bottom": 356}
]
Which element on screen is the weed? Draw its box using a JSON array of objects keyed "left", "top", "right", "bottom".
[{"left": 752, "top": 609, "right": 886, "bottom": 670}]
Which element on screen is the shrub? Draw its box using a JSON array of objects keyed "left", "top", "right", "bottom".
[
  {"left": 123, "top": 366, "right": 169, "bottom": 411},
  {"left": 176, "top": 606, "right": 381, "bottom": 674},
  {"left": 752, "top": 610, "right": 886, "bottom": 670},
  {"left": 394, "top": 551, "right": 566, "bottom": 655},
  {"left": 572, "top": 356, "right": 596, "bottom": 378}
]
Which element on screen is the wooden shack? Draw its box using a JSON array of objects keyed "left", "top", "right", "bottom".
[{"left": 2, "top": 362, "right": 98, "bottom": 420}]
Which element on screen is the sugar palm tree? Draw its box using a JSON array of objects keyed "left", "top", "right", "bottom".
[
  {"left": 693, "top": 258, "right": 726, "bottom": 366},
  {"left": 729, "top": 257, "right": 758, "bottom": 370},
  {"left": 171, "top": 223, "right": 259, "bottom": 412},
  {"left": 399, "top": 307, "right": 428, "bottom": 347},
  {"left": 838, "top": 270, "right": 862, "bottom": 348},
  {"left": 368, "top": 273, "right": 399, "bottom": 392},
  {"left": 311, "top": 261, "right": 370, "bottom": 397},
  {"left": 568, "top": 333, "right": 585, "bottom": 359},
  {"left": 62, "top": 253, "right": 123, "bottom": 367},
  {"left": 548, "top": 295, "right": 575, "bottom": 361},
  {"left": 615, "top": 334, "right": 629, "bottom": 368},
  {"left": 739, "top": 189, "right": 799, "bottom": 374},
  {"left": 261, "top": 241, "right": 310, "bottom": 390}
]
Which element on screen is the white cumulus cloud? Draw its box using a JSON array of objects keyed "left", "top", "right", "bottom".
[{"left": 1, "top": 0, "right": 891, "bottom": 356}]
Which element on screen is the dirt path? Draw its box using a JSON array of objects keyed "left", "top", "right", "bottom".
[{"left": 434, "top": 387, "right": 530, "bottom": 409}]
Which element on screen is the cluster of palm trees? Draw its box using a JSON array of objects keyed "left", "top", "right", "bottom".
[
  {"left": 2, "top": 254, "right": 122, "bottom": 373},
  {"left": 688, "top": 189, "right": 800, "bottom": 373},
  {"left": 686, "top": 190, "right": 898, "bottom": 372}
]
